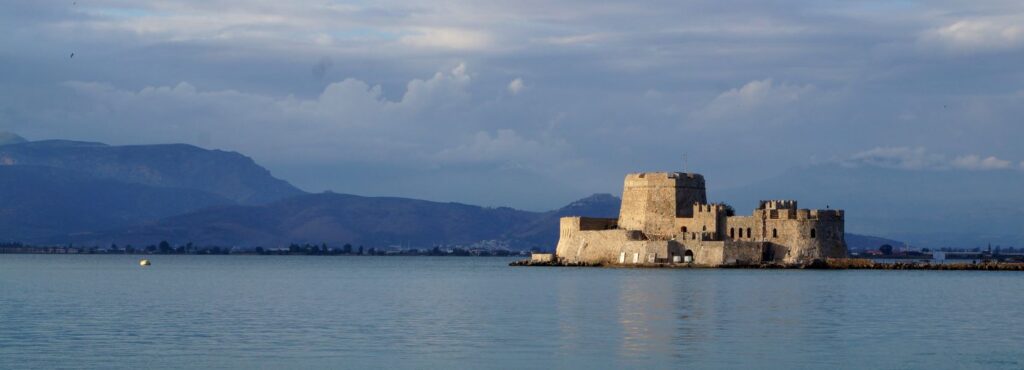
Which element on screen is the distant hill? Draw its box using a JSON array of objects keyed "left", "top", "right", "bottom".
[
  {"left": 0, "top": 166, "right": 231, "bottom": 242},
  {"left": 845, "top": 233, "right": 906, "bottom": 252},
  {"left": 715, "top": 164, "right": 1024, "bottom": 248},
  {"left": 64, "top": 192, "right": 542, "bottom": 248},
  {"left": 0, "top": 139, "right": 304, "bottom": 204},
  {"left": 0, "top": 131, "right": 27, "bottom": 146},
  {"left": 505, "top": 193, "right": 621, "bottom": 247}
]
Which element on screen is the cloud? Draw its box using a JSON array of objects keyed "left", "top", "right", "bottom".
[
  {"left": 399, "top": 27, "right": 492, "bottom": 50},
  {"left": 919, "top": 16, "right": 1024, "bottom": 54},
  {"left": 843, "top": 147, "right": 946, "bottom": 170},
  {"left": 6, "top": 1, "right": 1024, "bottom": 208},
  {"left": 507, "top": 78, "right": 525, "bottom": 95},
  {"left": 843, "top": 147, "right": 1017, "bottom": 171},
  {"left": 57, "top": 63, "right": 545, "bottom": 169},
  {"left": 538, "top": 33, "right": 608, "bottom": 45},
  {"left": 695, "top": 79, "right": 816, "bottom": 122},
  {"left": 950, "top": 155, "right": 1013, "bottom": 170}
]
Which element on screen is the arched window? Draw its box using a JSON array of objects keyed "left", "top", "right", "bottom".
[
  {"left": 810, "top": 228, "right": 816, "bottom": 239},
  {"left": 730, "top": 228, "right": 735, "bottom": 239},
  {"left": 682, "top": 226, "right": 688, "bottom": 233},
  {"left": 772, "top": 228, "right": 778, "bottom": 238},
  {"left": 747, "top": 228, "right": 752, "bottom": 239},
  {"left": 702, "top": 225, "right": 707, "bottom": 231}
]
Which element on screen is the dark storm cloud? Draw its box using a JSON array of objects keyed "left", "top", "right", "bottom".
[{"left": 1, "top": 0, "right": 1023, "bottom": 209}]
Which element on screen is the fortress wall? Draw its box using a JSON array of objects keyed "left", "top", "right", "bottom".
[
  {"left": 555, "top": 228, "right": 631, "bottom": 264},
  {"left": 618, "top": 172, "right": 706, "bottom": 238},
  {"left": 722, "top": 241, "right": 765, "bottom": 265},
  {"left": 725, "top": 216, "right": 759, "bottom": 240},
  {"left": 724, "top": 208, "right": 847, "bottom": 263},
  {"left": 578, "top": 217, "right": 618, "bottom": 231},
  {"left": 677, "top": 204, "right": 727, "bottom": 241},
  {"left": 677, "top": 240, "right": 726, "bottom": 266},
  {"left": 763, "top": 216, "right": 846, "bottom": 263},
  {"left": 618, "top": 240, "right": 674, "bottom": 264}
]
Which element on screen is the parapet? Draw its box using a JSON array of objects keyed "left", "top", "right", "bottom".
[
  {"left": 810, "top": 209, "right": 844, "bottom": 221},
  {"left": 624, "top": 172, "right": 705, "bottom": 188},
  {"left": 693, "top": 203, "right": 728, "bottom": 214},
  {"left": 759, "top": 200, "right": 798, "bottom": 210},
  {"left": 791, "top": 209, "right": 845, "bottom": 220},
  {"left": 559, "top": 216, "right": 618, "bottom": 232}
]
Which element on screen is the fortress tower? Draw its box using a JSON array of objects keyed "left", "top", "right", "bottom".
[{"left": 617, "top": 172, "right": 706, "bottom": 237}]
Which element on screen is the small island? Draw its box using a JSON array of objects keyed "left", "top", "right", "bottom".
[{"left": 515, "top": 171, "right": 1024, "bottom": 271}]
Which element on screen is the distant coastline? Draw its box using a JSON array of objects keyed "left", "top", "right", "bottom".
[{"left": 0, "top": 242, "right": 531, "bottom": 257}]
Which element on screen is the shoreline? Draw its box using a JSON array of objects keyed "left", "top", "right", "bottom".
[{"left": 511, "top": 258, "right": 1024, "bottom": 271}]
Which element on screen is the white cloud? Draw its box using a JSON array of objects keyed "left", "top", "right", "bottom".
[
  {"left": 844, "top": 147, "right": 1017, "bottom": 171},
  {"left": 59, "top": 63, "right": 555, "bottom": 169},
  {"left": 507, "top": 78, "right": 525, "bottom": 95},
  {"left": 920, "top": 16, "right": 1024, "bottom": 54},
  {"left": 951, "top": 155, "right": 1013, "bottom": 170},
  {"left": 399, "top": 27, "right": 492, "bottom": 50},
  {"left": 538, "top": 33, "right": 608, "bottom": 45},
  {"left": 696, "top": 79, "right": 815, "bottom": 122},
  {"left": 843, "top": 147, "right": 945, "bottom": 170}
]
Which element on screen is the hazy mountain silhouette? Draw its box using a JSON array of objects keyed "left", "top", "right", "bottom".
[
  {"left": 0, "top": 165, "right": 231, "bottom": 242},
  {"left": 63, "top": 192, "right": 541, "bottom": 248},
  {"left": 0, "top": 139, "right": 303, "bottom": 204},
  {"left": 0, "top": 131, "right": 27, "bottom": 146}
]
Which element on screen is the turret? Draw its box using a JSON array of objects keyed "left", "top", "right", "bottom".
[{"left": 617, "top": 172, "right": 706, "bottom": 237}]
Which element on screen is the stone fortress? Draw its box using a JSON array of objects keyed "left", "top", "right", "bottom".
[{"left": 552, "top": 171, "right": 847, "bottom": 266}]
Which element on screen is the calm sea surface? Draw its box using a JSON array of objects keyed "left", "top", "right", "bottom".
[{"left": 2, "top": 255, "right": 1023, "bottom": 369}]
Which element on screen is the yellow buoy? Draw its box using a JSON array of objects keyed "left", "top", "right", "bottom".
[{"left": 139, "top": 259, "right": 151, "bottom": 266}]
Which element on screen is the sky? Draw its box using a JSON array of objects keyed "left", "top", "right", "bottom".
[{"left": 2, "top": 0, "right": 1023, "bottom": 210}]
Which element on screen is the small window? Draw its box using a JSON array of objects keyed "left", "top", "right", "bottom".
[
  {"left": 747, "top": 228, "right": 752, "bottom": 239},
  {"left": 702, "top": 225, "right": 707, "bottom": 231},
  {"left": 772, "top": 228, "right": 778, "bottom": 238},
  {"left": 810, "top": 228, "right": 816, "bottom": 239},
  {"left": 730, "top": 228, "right": 735, "bottom": 238},
  {"left": 682, "top": 226, "right": 688, "bottom": 233}
]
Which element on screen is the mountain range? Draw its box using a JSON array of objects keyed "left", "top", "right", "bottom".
[{"left": 3, "top": 132, "right": 1016, "bottom": 250}]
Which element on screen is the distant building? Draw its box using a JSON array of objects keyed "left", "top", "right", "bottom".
[{"left": 554, "top": 171, "right": 847, "bottom": 266}]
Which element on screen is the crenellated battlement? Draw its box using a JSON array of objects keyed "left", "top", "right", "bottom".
[
  {"left": 693, "top": 203, "right": 728, "bottom": 213},
  {"left": 810, "top": 209, "right": 844, "bottom": 221},
  {"left": 623, "top": 172, "right": 705, "bottom": 188},
  {"left": 759, "top": 200, "right": 798, "bottom": 210}
]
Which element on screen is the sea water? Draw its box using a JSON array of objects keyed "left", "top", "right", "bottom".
[{"left": 1, "top": 255, "right": 1022, "bottom": 369}]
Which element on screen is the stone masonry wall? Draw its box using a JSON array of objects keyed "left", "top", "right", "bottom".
[{"left": 617, "top": 172, "right": 706, "bottom": 238}]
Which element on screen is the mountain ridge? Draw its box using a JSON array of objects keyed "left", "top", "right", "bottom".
[{"left": 0, "top": 139, "right": 304, "bottom": 204}]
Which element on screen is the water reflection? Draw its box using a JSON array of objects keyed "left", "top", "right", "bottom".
[{"left": 3, "top": 256, "right": 1024, "bottom": 369}]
